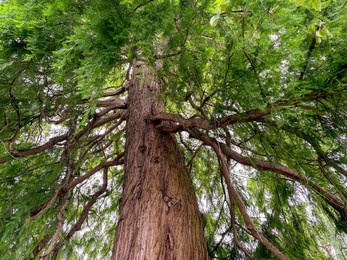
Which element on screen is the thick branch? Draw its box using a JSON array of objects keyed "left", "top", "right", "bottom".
[
  {"left": 0, "top": 102, "right": 125, "bottom": 165},
  {"left": 30, "top": 234, "right": 53, "bottom": 260},
  {"left": 95, "top": 98, "right": 127, "bottom": 108},
  {"left": 207, "top": 133, "right": 288, "bottom": 260},
  {"left": 30, "top": 154, "right": 123, "bottom": 220},
  {"left": 92, "top": 111, "right": 126, "bottom": 129},
  {"left": 151, "top": 92, "right": 332, "bottom": 131},
  {"left": 65, "top": 153, "right": 123, "bottom": 191},
  {"left": 52, "top": 169, "right": 108, "bottom": 259},
  {"left": 255, "top": 117, "right": 347, "bottom": 179},
  {"left": 41, "top": 198, "right": 69, "bottom": 259},
  {"left": 0, "top": 134, "right": 68, "bottom": 164},
  {"left": 80, "top": 97, "right": 126, "bottom": 108},
  {"left": 188, "top": 129, "right": 347, "bottom": 223},
  {"left": 103, "top": 85, "right": 128, "bottom": 97}
]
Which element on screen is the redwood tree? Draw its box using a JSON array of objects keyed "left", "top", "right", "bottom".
[{"left": 0, "top": 0, "right": 346, "bottom": 259}]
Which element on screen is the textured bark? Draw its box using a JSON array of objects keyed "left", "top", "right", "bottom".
[{"left": 111, "top": 63, "right": 208, "bottom": 260}]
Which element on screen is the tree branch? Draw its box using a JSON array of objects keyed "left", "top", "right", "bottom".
[
  {"left": 255, "top": 117, "right": 347, "bottom": 178},
  {"left": 65, "top": 153, "right": 123, "bottom": 191},
  {"left": 51, "top": 168, "right": 108, "bottom": 259},
  {"left": 30, "top": 154, "right": 123, "bottom": 220},
  {"left": 188, "top": 129, "right": 347, "bottom": 223},
  {"left": 30, "top": 234, "right": 53, "bottom": 260},
  {"left": 0, "top": 134, "right": 68, "bottom": 164},
  {"left": 41, "top": 197, "right": 69, "bottom": 259},
  {"left": 151, "top": 92, "right": 333, "bottom": 131},
  {"left": 95, "top": 98, "right": 126, "bottom": 108},
  {"left": 0, "top": 101, "right": 125, "bottom": 165},
  {"left": 206, "top": 132, "right": 288, "bottom": 259},
  {"left": 103, "top": 85, "right": 128, "bottom": 97}
]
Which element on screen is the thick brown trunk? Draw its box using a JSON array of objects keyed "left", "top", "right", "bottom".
[{"left": 111, "top": 63, "right": 208, "bottom": 260}]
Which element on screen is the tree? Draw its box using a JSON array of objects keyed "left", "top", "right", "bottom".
[{"left": 0, "top": 0, "right": 346, "bottom": 259}]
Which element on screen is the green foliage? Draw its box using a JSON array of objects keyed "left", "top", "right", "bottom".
[
  {"left": 0, "top": 155, "right": 60, "bottom": 259},
  {"left": 1, "top": 0, "right": 347, "bottom": 258}
]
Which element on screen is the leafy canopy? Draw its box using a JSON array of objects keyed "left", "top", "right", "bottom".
[{"left": 0, "top": 0, "right": 346, "bottom": 259}]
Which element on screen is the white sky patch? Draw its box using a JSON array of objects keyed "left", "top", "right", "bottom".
[
  {"left": 269, "top": 33, "right": 281, "bottom": 48},
  {"left": 279, "top": 59, "right": 289, "bottom": 72},
  {"left": 320, "top": 55, "right": 327, "bottom": 61}
]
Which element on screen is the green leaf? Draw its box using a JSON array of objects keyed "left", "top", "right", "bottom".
[
  {"left": 0, "top": 59, "right": 13, "bottom": 71},
  {"left": 219, "top": 3, "right": 228, "bottom": 12},
  {"left": 210, "top": 14, "right": 220, "bottom": 27},
  {"left": 294, "top": 0, "right": 305, "bottom": 6},
  {"left": 324, "top": 28, "right": 333, "bottom": 38},
  {"left": 253, "top": 31, "right": 261, "bottom": 39},
  {"left": 316, "top": 29, "right": 324, "bottom": 38},
  {"left": 312, "top": 0, "right": 321, "bottom": 11}
]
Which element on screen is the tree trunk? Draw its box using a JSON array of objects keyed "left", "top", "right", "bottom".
[{"left": 111, "top": 62, "right": 208, "bottom": 260}]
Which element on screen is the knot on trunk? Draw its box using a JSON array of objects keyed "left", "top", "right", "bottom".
[{"left": 139, "top": 145, "right": 146, "bottom": 153}]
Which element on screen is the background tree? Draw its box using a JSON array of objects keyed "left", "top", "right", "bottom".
[{"left": 0, "top": 0, "right": 346, "bottom": 259}]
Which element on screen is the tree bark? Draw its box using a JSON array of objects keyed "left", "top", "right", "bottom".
[{"left": 111, "top": 62, "right": 208, "bottom": 260}]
